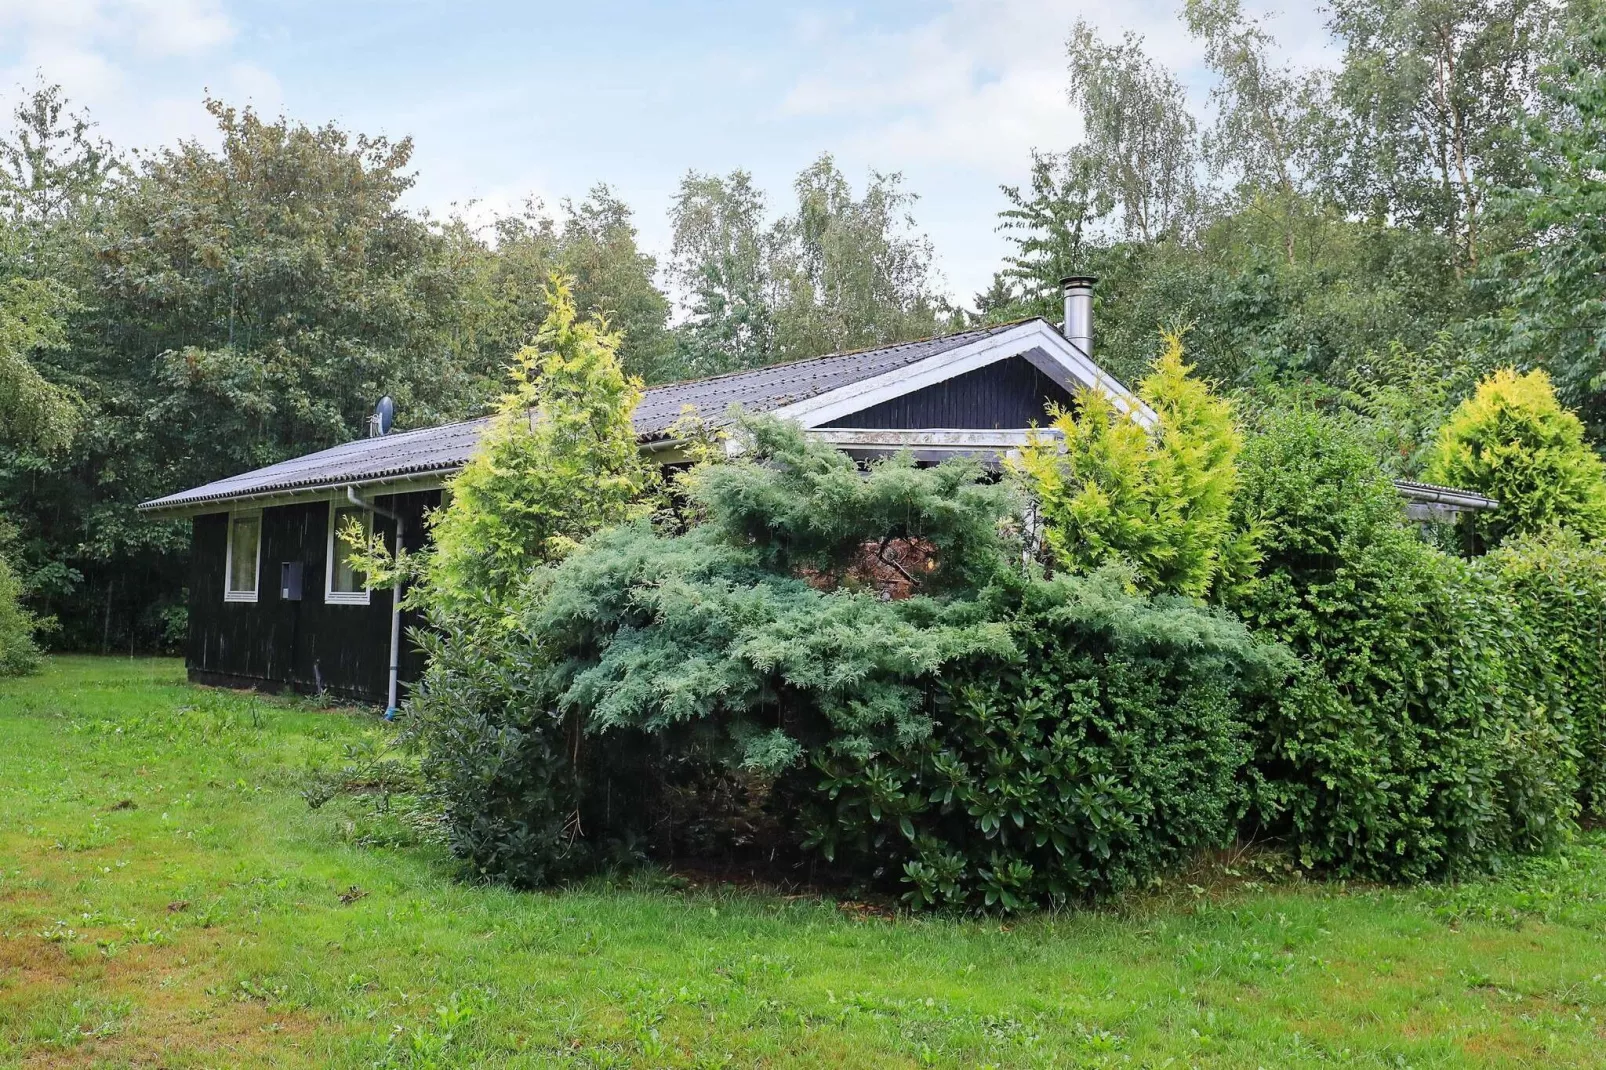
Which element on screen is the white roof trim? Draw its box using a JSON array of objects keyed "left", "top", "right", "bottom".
[
  {"left": 809, "top": 428, "right": 1052, "bottom": 449},
  {"left": 769, "top": 320, "right": 1156, "bottom": 430}
]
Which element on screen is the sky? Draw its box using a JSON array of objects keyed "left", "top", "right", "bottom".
[{"left": 0, "top": 0, "right": 1335, "bottom": 310}]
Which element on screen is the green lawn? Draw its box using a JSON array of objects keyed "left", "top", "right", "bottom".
[{"left": 1, "top": 658, "right": 1604, "bottom": 1068}]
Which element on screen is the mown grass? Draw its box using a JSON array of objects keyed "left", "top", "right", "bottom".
[{"left": 1, "top": 657, "right": 1604, "bottom": 1068}]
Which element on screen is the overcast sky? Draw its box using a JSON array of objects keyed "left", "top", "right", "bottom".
[{"left": 0, "top": 0, "right": 1335, "bottom": 308}]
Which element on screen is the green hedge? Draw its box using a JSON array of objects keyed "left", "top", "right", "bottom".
[
  {"left": 1229, "top": 412, "right": 1578, "bottom": 880},
  {"left": 808, "top": 571, "right": 1281, "bottom": 909},
  {"left": 1483, "top": 528, "right": 1606, "bottom": 817},
  {"left": 404, "top": 412, "right": 1594, "bottom": 906}
]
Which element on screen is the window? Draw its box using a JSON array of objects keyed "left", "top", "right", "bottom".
[
  {"left": 326, "top": 501, "right": 372, "bottom": 605},
  {"left": 224, "top": 511, "right": 261, "bottom": 602}
]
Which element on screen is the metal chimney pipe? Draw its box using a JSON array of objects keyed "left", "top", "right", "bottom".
[{"left": 1060, "top": 275, "right": 1096, "bottom": 357}]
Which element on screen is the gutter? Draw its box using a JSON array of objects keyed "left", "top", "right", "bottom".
[{"left": 1391, "top": 481, "right": 1498, "bottom": 512}]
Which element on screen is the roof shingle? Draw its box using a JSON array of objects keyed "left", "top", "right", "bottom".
[{"left": 139, "top": 321, "right": 1027, "bottom": 513}]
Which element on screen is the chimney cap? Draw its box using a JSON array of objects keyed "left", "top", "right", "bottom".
[{"left": 1059, "top": 274, "right": 1098, "bottom": 288}]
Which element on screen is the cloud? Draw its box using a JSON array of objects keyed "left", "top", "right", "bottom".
[
  {"left": 778, "top": 0, "right": 1190, "bottom": 176},
  {"left": 772, "top": 0, "right": 1335, "bottom": 302},
  {"left": 778, "top": 0, "right": 1331, "bottom": 177},
  {"left": 0, "top": 0, "right": 246, "bottom": 156},
  {"left": 0, "top": 0, "right": 232, "bottom": 59}
]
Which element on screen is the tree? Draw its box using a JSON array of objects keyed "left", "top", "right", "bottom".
[
  {"left": 1012, "top": 330, "right": 1252, "bottom": 598},
  {"left": 0, "top": 97, "right": 485, "bottom": 650},
  {"left": 667, "top": 157, "right": 947, "bottom": 370},
  {"left": 1185, "top": 0, "right": 1331, "bottom": 262},
  {"left": 555, "top": 186, "right": 673, "bottom": 382},
  {"left": 1328, "top": 0, "right": 1559, "bottom": 272},
  {"left": 990, "top": 149, "right": 1109, "bottom": 321},
  {"left": 1425, "top": 366, "right": 1606, "bottom": 545},
  {"left": 0, "top": 83, "right": 105, "bottom": 453},
  {"left": 423, "top": 276, "right": 654, "bottom": 618},
  {"left": 1480, "top": 26, "right": 1606, "bottom": 435},
  {"left": 768, "top": 154, "right": 947, "bottom": 361},
  {"left": 0, "top": 82, "right": 118, "bottom": 232},
  {"left": 0, "top": 240, "right": 76, "bottom": 453},
  {"left": 450, "top": 188, "right": 676, "bottom": 390},
  {"left": 1065, "top": 20, "right": 1200, "bottom": 243},
  {"left": 668, "top": 169, "right": 775, "bottom": 377}
]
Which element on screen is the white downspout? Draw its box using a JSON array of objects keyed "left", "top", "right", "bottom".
[{"left": 346, "top": 485, "right": 404, "bottom": 717}]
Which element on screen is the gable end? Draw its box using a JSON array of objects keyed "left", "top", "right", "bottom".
[{"left": 820, "top": 356, "right": 1074, "bottom": 430}]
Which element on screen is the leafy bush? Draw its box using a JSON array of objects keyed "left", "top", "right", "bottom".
[
  {"left": 809, "top": 570, "right": 1281, "bottom": 909},
  {"left": 1013, "top": 329, "right": 1254, "bottom": 597},
  {"left": 409, "top": 417, "right": 1275, "bottom": 907},
  {"left": 1483, "top": 527, "right": 1606, "bottom": 817},
  {"left": 0, "top": 549, "right": 39, "bottom": 676},
  {"left": 1230, "top": 412, "right": 1578, "bottom": 880},
  {"left": 1424, "top": 367, "right": 1606, "bottom": 547}
]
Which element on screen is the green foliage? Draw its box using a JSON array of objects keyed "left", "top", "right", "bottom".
[
  {"left": 1425, "top": 367, "right": 1606, "bottom": 545},
  {"left": 409, "top": 418, "right": 1019, "bottom": 887},
  {"left": 812, "top": 570, "right": 1280, "bottom": 910},
  {"left": 1013, "top": 331, "right": 1253, "bottom": 597},
  {"left": 1065, "top": 20, "right": 1199, "bottom": 243},
  {"left": 412, "top": 417, "right": 1282, "bottom": 909},
  {"left": 0, "top": 96, "right": 484, "bottom": 651},
  {"left": 0, "top": 243, "right": 78, "bottom": 453},
  {"left": 423, "top": 277, "right": 653, "bottom": 618},
  {"left": 404, "top": 609, "right": 590, "bottom": 887},
  {"left": 667, "top": 170, "right": 775, "bottom": 378},
  {"left": 666, "top": 156, "right": 948, "bottom": 378},
  {"left": 0, "top": 545, "right": 40, "bottom": 676},
  {"left": 1481, "top": 27, "right": 1606, "bottom": 435},
  {"left": 1483, "top": 527, "right": 1606, "bottom": 816},
  {"left": 1230, "top": 411, "right": 1578, "bottom": 880},
  {"left": 453, "top": 189, "right": 674, "bottom": 386},
  {"left": 1327, "top": 0, "right": 1560, "bottom": 269}
]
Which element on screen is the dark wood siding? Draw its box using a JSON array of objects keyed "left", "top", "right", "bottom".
[
  {"left": 820, "top": 356, "right": 1074, "bottom": 429},
  {"left": 186, "top": 490, "right": 438, "bottom": 705}
]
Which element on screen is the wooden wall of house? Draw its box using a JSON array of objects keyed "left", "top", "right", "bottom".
[
  {"left": 186, "top": 490, "right": 439, "bottom": 705},
  {"left": 820, "top": 355, "right": 1075, "bottom": 430}
]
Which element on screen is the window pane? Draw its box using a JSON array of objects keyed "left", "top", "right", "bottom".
[
  {"left": 331, "top": 507, "right": 369, "bottom": 593},
  {"left": 229, "top": 516, "right": 259, "bottom": 593}
]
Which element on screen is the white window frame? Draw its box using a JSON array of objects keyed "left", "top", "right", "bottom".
[
  {"left": 223, "top": 509, "right": 262, "bottom": 603},
  {"left": 325, "top": 499, "right": 373, "bottom": 606}
]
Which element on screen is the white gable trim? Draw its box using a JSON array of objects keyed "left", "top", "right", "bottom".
[{"left": 769, "top": 320, "right": 1156, "bottom": 430}]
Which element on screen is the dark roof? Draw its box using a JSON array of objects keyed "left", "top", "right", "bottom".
[
  {"left": 1392, "top": 479, "right": 1498, "bottom": 510},
  {"left": 138, "top": 321, "right": 1029, "bottom": 513}
]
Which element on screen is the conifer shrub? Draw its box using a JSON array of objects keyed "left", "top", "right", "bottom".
[
  {"left": 1425, "top": 367, "right": 1606, "bottom": 547},
  {"left": 809, "top": 569, "right": 1281, "bottom": 909},
  {"left": 1013, "top": 329, "right": 1256, "bottom": 598},
  {"left": 1230, "top": 412, "right": 1578, "bottom": 880}
]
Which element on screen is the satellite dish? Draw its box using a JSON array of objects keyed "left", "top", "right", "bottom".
[{"left": 373, "top": 396, "right": 396, "bottom": 436}]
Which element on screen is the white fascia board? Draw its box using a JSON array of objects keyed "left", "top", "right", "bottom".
[
  {"left": 808, "top": 428, "right": 1061, "bottom": 449},
  {"left": 770, "top": 321, "right": 1156, "bottom": 430},
  {"left": 140, "top": 472, "right": 453, "bottom": 519}
]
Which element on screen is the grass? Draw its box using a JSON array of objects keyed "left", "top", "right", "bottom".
[{"left": 1, "top": 657, "right": 1604, "bottom": 1068}]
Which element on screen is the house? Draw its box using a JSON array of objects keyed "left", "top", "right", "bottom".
[{"left": 138, "top": 278, "right": 1495, "bottom": 707}]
